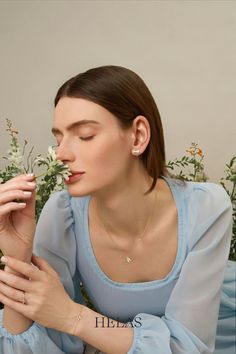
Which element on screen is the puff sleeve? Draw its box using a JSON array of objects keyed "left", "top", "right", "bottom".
[
  {"left": 0, "top": 190, "right": 85, "bottom": 354},
  {"left": 126, "top": 183, "right": 233, "bottom": 354}
]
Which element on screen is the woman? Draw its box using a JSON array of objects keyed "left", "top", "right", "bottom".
[{"left": 0, "top": 65, "right": 235, "bottom": 354}]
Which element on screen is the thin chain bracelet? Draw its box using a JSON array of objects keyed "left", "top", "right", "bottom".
[{"left": 72, "top": 305, "right": 85, "bottom": 336}]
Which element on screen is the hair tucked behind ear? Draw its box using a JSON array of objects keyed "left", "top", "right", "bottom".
[{"left": 54, "top": 65, "right": 186, "bottom": 194}]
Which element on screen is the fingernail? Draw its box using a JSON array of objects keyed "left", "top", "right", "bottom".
[
  {"left": 26, "top": 173, "right": 34, "bottom": 177},
  {"left": 1, "top": 256, "right": 8, "bottom": 263},
  {"left": 27, "top": 182, "right": 36, "bottom": 187},
  {"left": 23, "top": 191, "right": 32, "bottom": 195}
]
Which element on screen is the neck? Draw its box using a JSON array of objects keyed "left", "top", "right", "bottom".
[{"left": 91, "top": 173, "right": 165, "bottom": 243}]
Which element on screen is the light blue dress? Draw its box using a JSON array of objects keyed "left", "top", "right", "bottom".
[{"left": 0, "top": 176, "right": 235, "bottom": 354}]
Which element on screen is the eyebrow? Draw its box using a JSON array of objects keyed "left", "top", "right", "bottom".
[{"left": 51, "top": 119, "right": 100, "bottom": 135}]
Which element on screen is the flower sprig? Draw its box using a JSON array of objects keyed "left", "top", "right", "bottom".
[
  {"left": 0, "top": 119, "right": 71, "bottom": 222},
  {"left": 220, "top": 156, "right": 236, "bottom": 261},
  {"left": 32, "top": 145, "right": 72, "bottom": 221},
  {"left": 33, "top": 146, "right": 71, "bottom": 184},
  {"left": 166, "top": 142, "right": 209, "bottom": 182}
]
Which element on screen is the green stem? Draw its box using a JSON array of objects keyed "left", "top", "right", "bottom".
[{"left": 34, "top": 168, "right": 54, "bottom": 180}]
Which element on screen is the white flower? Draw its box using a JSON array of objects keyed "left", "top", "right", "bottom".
[
  {"left": 48, "top": 146, "right": 57, "bottom": 160},
  {"left": 7, "top": 149, "right": 24, "bottom": 170},
  {"left": 33, "top": 145, "right": 71, "bottom": 184},
  {"left": 56, "top": 174, "right": 63, "bottom": 185},
  {"left": 33, "top": 156, "right": 46, "bottom": 165}
]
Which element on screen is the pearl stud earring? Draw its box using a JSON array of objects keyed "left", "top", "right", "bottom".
[{"left": 132, "top": 149, "right": 140, "bottom": 156}]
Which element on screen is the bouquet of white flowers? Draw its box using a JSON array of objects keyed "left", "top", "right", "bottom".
[{"left": 0, "top": 119, "right": 71, "bottom": 222}]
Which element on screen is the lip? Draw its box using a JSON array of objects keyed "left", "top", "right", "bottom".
[
  {"left": 65, "top": 172, "right": 85, "bottom": 184},
  {"left": 70, "top": 170, "right": 85, "bottom": 174}
]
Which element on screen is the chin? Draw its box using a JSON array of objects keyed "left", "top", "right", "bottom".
[{"left": 65, "top": 185, "right": 93, "bottom": 198}]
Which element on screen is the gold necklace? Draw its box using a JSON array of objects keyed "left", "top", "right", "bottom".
[{"left": 95, "top": 191, "right": 157, "bottom": 263}]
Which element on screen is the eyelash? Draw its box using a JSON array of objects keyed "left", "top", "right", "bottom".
[
  {"left": 55, "top": 136, "right": 94, "bottom": 147},
  {"left": 79, "top": 136, "right": 95, "bottom": 141}
]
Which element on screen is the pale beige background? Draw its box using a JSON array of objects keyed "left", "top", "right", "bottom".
[{"left": 0, "top": 0, "right": 235, "bottom": 183}]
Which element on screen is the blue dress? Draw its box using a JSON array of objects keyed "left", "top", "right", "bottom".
[{"left": 0, "top": 176, "right": 235, "bottom": 353}]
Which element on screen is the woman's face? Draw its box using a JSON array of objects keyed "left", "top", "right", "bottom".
[{"left": 53, "top": 97, "right": 135, "bottom": 197}]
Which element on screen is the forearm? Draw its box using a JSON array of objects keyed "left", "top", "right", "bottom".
[
  {"left": 67, "top": 304, "right": 134, "bottom": 354},
  {"left": 3, "top": 302, "right": 33, "bottom": 334},
  {"left": 3, "top": 251, "right": 33, "bottom": 334}
]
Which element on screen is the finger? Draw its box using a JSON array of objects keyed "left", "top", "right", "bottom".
[
  {"left": 0, "top": 269, "right": 33, "bottom": 292},
  {"left": 31, "top": 254, "right": 59, "bottom": 278},
  {"left": 0, "top": 180, "right": 36, "bottom": 194},
  {"left": 0, "top": 189, "right": 33, "bottom": 205},
  {"left": 0, "top": 256, "right": 42, "bottom": 281},
  {"left": 23, "top": 188, "right": 36, "bottom": 218},
  {"left": 6, "top": 173, "right": 35, "bottom": 183},
  {"left": 0, "top": 181, "right": 36, "bottom": 218},
  {"left": 0, "top": 201, "right": 28, "bottom": 216},
  {"left": 0, "top": 173, "right": 35, "bottom": 188},
  {"left": 0, "top": 291, "right": 27, "bottom": 315},
  {"left": 0, "top": 280, "right": 26, "bottom": 303}
]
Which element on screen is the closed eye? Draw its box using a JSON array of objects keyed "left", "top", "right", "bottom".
[
  {"left": 79, "top": 136, "right": 95, "bottom": 141},
  {"left": 54, "top": 136, "right": 95, "bottom": 146}
]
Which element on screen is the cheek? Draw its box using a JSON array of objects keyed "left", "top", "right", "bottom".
[{"left": 90, "top": 136, "right": 129, "bottom": 174}]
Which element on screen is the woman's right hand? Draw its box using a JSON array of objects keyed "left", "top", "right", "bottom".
[{"left": 0, "top": 173, "right": 37, "bottom": 263}]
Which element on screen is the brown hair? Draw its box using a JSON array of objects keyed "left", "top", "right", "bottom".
[{"left": 54, "top": 65, "right": 186, "bottom": 195}]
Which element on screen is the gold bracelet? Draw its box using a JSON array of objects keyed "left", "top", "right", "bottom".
[{"left": 72, "top": 305, "right": 84, "bottom": 336}]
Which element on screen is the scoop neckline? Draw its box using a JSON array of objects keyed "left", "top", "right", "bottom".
[{"left": 83, "top": 175, "right": 184, "bottom": 288}]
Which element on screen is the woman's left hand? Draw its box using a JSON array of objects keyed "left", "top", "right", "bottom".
[{"left": 0, "top": 254, "right": 79, "bottom": 333}]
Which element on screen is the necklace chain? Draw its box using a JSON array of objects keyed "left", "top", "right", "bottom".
[{"left": 95, "top": 191, "right": 158, "bottom": 263}]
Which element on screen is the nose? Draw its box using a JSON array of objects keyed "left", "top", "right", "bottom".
[{"left": 55, "top": 143, "right": 75, "bottom": 163}]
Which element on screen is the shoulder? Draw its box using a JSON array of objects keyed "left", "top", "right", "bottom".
[
  {"left": 35, "top": 190, "right": 90, "bottom": 245},
  {"left": 165, "top": 177, "right": 232, "bottom": 247},
  {"left": 181, "top": 181, "right": 233, "bottom": 250},
  {"left": 186, "top": 181, "right": 232, "bottom": 212},
  {"left": 38, "top": 190, "right": 91, "bottom": 232},
  {"left": 180, "top": 180, "right": 233, "bottom": 227},
  {"left": 41, "top": 189, "right": 89, "bottom": 213},
  {"left": 38, "top": 189, "right": 72, "bottom": 220},
  {"left": 166, "top": 176, "right": 231, "bottom": 207}
]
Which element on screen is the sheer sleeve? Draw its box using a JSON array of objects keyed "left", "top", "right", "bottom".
[
  {"left": 126, "top": 183, "right": 233, "bottom": 354},
  {"left": 0, "top": 190, "right": 85, "bottom": 354}
]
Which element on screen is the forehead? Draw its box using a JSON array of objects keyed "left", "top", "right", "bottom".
[{"left": 53, "top": 97, "right": 117, "bottom": 129}]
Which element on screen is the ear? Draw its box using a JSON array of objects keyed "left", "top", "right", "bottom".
[{"left": 131, "top": 115, "right": 151, "bottom": 154}]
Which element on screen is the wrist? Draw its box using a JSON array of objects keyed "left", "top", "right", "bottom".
[
  {"left": 63, "top": 301, "right": 85, "bottom": 336},
  {"left": 2, "top": 250, "right": 32, "bottom": 278},
  {"left": 4, "top": 248, "right": 33, "bottom": 264}
]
